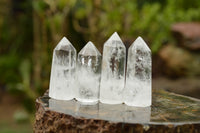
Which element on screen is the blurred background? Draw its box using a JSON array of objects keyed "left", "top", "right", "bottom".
[{"left": 0, "top": 0, "right": 200, "bottom": 132}]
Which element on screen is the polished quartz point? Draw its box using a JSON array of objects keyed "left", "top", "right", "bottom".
[
  {"left": 49, "top": 37, "right": 77, "bottom": 100},
  {"left": 100, "top": 32, "right": 126, "bottom": 104},
  {"left": 76, "top": 41, "right": 101, "bottom": 104},
  {"left": 124, "top": 37, "right": 152, "bottom": 107}
]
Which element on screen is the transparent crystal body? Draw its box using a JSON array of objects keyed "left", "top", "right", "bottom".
[
  {"left": 100, "top": 32, "right": 126, "bottom": 104},
  {"left": 124, "top": 37, "right": 152, "bottom": 107},
  {"left": 49, "top": 37, "right": 77, "bottom": 100},
  {"left": 76, "top": 41, "right": 101, "bottom": 104}
]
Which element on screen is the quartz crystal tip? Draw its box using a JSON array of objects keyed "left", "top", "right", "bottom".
[
  {"left": 79, "top": 41, "right": 101, "bottom": 56},
  {"left": 105, "top": 32, "right": 124, "bottom": 47},
  {"left": 109, "top": 32, "right": 121, "bottom": 41},
  {"left": 55, "top": 37, "right": 75, "bottom": 50},
  {"left": 133, "top": 36, "right": 151, "bottom": 52},
  {"left": 61, "top": 37, "right": 71, "bottom": 44}
]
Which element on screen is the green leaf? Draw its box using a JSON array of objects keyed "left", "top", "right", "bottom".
[
  {"left": 75, "top": 8, "right": 87, "bottom": 19},
  {"left": 33, "top": 0, "right": 49, "bottom": 14}
]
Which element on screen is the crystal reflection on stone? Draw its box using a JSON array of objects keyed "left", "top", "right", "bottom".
[
  {"left": 124, "top": 106, "right": 151, "bottom": 123},
  {"left": 75, "top": 102, "right": 99, "bottom": 119},
  {"left": 98, "top": 103, "right": 125, "bottom": 122},
  {"left": 48, "top": 98, "right": 150, "bottom": 123},
  {"left": 49, "top": 99, "right": 77, "bottom": 116}
]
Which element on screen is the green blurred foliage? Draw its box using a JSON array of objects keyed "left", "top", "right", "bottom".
[
  {"left": 13, "top": 110, "right": 29, "bottom": 123},
  {"left": 0, "top": 0, "right": 200, "bottom": 119}
]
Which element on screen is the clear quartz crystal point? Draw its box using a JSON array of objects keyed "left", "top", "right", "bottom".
[
  {"left": 76, "top": 41, "right": 101, "bottom": 104},
  {"left": 49, "top": 37, "right": 77, "bottom": 100},
  {"left": 124, "top": 37, "right": 152, "bottom": 107},
  {"left": 100, "top": 32, "right": 126, "bottom": 104}
]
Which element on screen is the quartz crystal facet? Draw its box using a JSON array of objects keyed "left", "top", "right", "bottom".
[
  {"left": 49, "top": 37, "right": 77, "bottom": 100},
  {"left": 124, "top": 37, "right": 151, "bottom": 107},
  {"left": 100, "top": 32, "right": 126, "bottom": 104},
  {"left": 76, "top": 41, "right": 101, "bottom": 104}
]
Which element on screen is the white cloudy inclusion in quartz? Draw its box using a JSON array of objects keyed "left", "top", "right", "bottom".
[
  {"left": 124, "top": 37, "right": 151, "bottom": 107},
  {"left": 49, "top": 37, "right": 77, "bottom": 100},
  {"left": 100, "top": 32, "right": 126, "bottom": 104},
  {"left": 76, "top": 41, "right": 101, "bottom": 104}
]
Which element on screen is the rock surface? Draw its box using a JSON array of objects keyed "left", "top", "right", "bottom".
[
  {"left": 159, "top": 44, "right": 200, "bottom": 77},
  {"left": 34, "top": 90, "right": 200, "bottom": 133},
  {"left": 153, "top": 77, "right": 200, "bottom": 99},
  {"left": 171, "top": 22, "right": 200, "bottom": 50}
]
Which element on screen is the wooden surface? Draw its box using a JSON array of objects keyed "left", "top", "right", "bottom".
[{"left": 34, "top": 90, "right": 200, "bottom": 133}]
